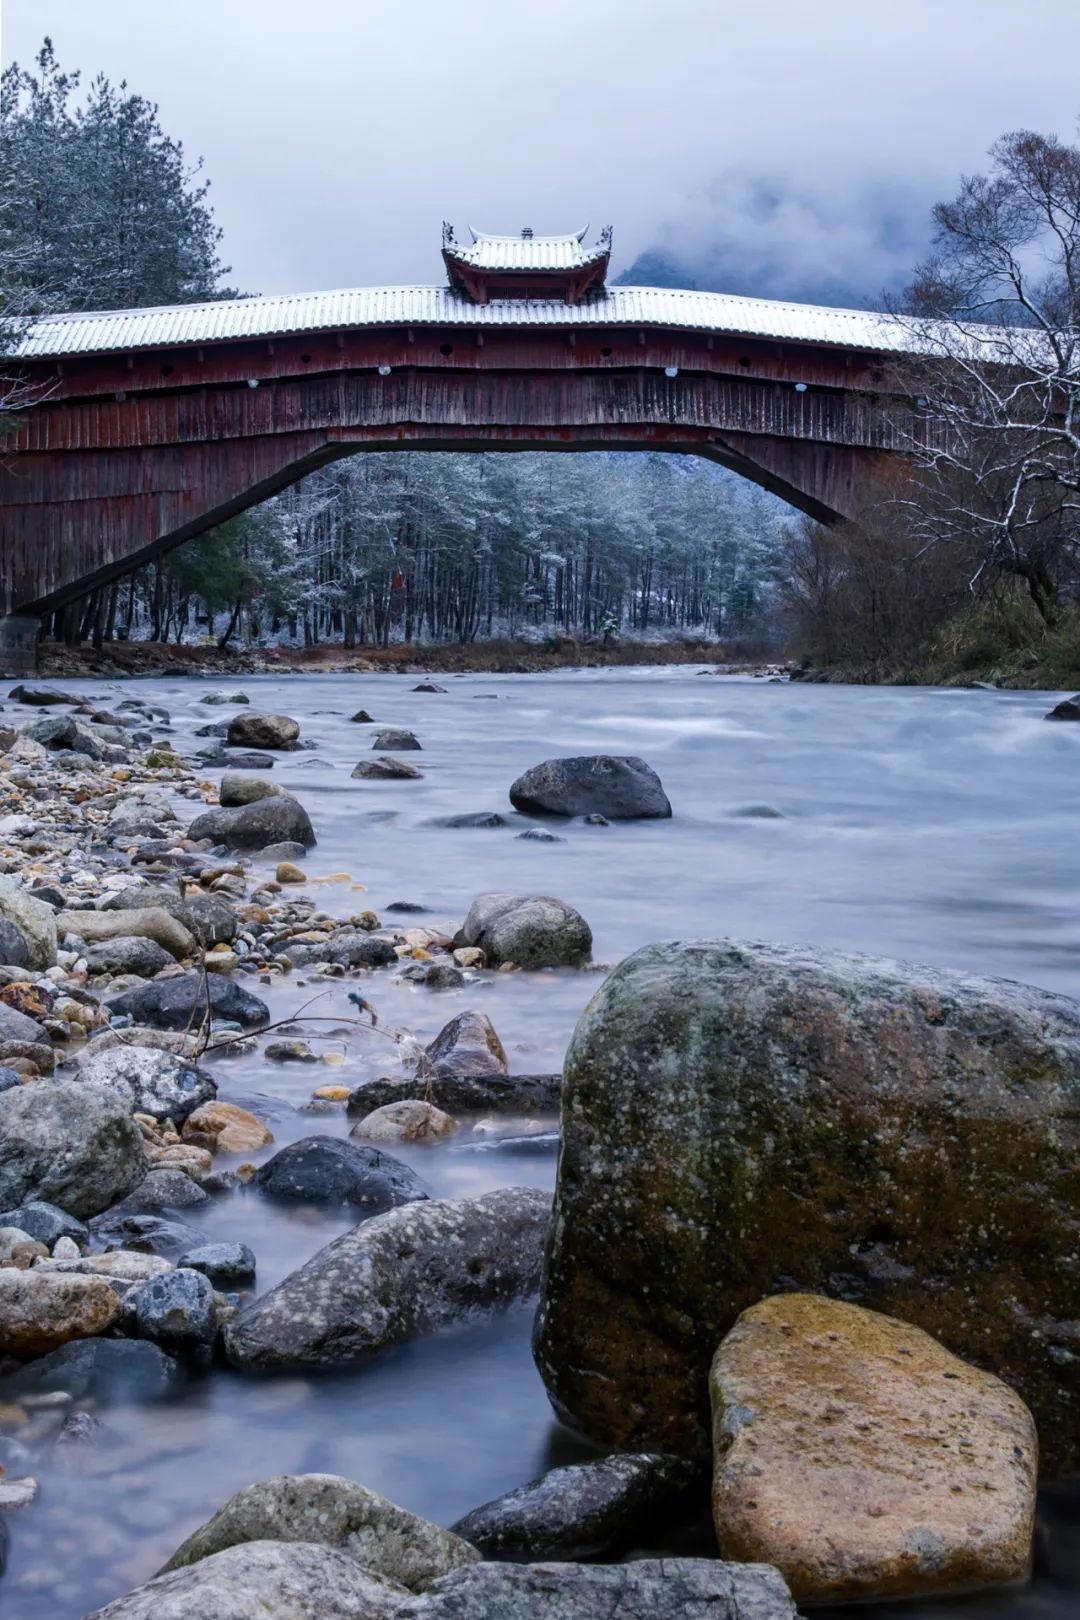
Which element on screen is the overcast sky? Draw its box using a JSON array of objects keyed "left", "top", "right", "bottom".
[{"left": 3, "top": 0, "right": 1080, "bottom": 307}]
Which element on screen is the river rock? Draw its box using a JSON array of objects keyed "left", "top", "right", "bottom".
[
  {"left": 199, "top": 748, "right": 276, "bottom": 770},
  {"left": 456, "top": 892, "right": 591, "bottom": 969},
  {"left": 0, "top": 876, "right": 58, "bottom": 968},
  {"left": 350, "top": 1100, "right": 459, "bottom": 1143},
  {"left": 134, "top": 1267, "right": 217, "bottom": 1361},
  {"left": 426, "top": 1010, "right": 508, "bottom": 1079},
  {"left": 224, "top": 1187, "right": 550, "bottom": 1371},
  {"left": 325, "top": 932, "right": 397, "bottom": 970},
  {"left": 352, "top": 756, "right": 424, "bottom": 780},
  {"left": 8, "top": 683, "right": 76, "bottom": 705},
  {"left": 100, "top": 885, "right": 236, "bottom": 948},
  {"left": 219, "top": 772, "right": 285, "bottom": 806},
  {"left": 348, "top": 1072, "right": 560, "bottom": 1117},
  {"left": 183, "top": 1099, "right": 273, "bottom": 1153},
  {"left": 534, "top": 938, "right": 1080, "bottom": 1468},
  {"left": 161, "top": 1473, "right": 479, "bottom": 1590},
  {"left": 108, "top": 972, "right": 270, "bottom": 1030},
  {"left": 73, "top": 1045, "right": 217, "bottom": 1125},
  {"left": 187, "top": 794, "right": 316, "bottom": 851},
  {"left": 406, "top": 1559, "right": 796, "bottom": 1620},
  {"left": 88, "top": 1209, "right": 204, "bottom": 1260},
  {"left": 1045, "top": 695, "right": 1080, "bottom": 720},
  {"left": 451, "top": 1452, "right": 701, "bottom": 1561},
  {"left": 0, "top": 1199, "right": 87, "bottom": 1246},
  {"left": 710, "top": 1293, "right": 1037, "bottom": 1602},
  {"left": 0, "top": 1000, "right": 47, "bottom": 1044},
  {"left": 86, "top": 1539, "right": 407, "bottom": 1620},
  {"left": 0, "top": 1225, "right": 47, "bottom": 1267},
  {"left": 84, "top": 935, "right": 175, "bottom": 976},
  {"left": 253, "top": 1137, "right": 429, "bottom": 1210},
  {"left": 107, "top": 1167, "right": 209, "bottom": 1212},
  {"left": 373, "top": 728, "right": 421, "bottom": 750},
  {"left": 509, "top": 755, "right": 672, "bottom": 820},
  {"left": 0, "top": 1268, "right": 120, "bottom": 1357},
  {"left": 412, "top": 681, "right": 446, "bottom": 693},
  {"left": 0, "top": 1079, "right": 146, "bottom": 1218},
  {"left": 227, "top": 712, "right": 300, "bottom": 749},
  {"left": 350, "top": 709, "right": 375, "bottom": 723},
  {"left": 23, "top": 714, "right": 102, "bottom": 756},
  {"left": 59, "top": 906, "right": 195, "bottom": 960},
  {"left": 179, "top": 1242, "right": 256, "bottom": 1285},
  {"left": 0, "top": 1337, "right": 183, "bottom": 1403},
  {"left": 0, "top": 918, "right": 29, "bottom": 967}
]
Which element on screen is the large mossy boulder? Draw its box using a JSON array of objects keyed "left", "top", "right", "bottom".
[{"left": 533, "top": 938, "right": 1080, "bottom": 1473}]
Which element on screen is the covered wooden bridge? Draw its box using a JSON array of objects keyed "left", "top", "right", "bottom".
[{"left": 0, "top": 223, "right": 917, "bottom": 665}]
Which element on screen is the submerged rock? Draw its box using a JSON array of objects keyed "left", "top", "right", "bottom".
[
  {"left": 710, "top": 1293, "right": 1037, "bottom": 1602},
  {"left": 186, "top": 795, "right": 315, "bottom": 851},
  {"left": 348, "top": 1072, "right": 560, "bottom": 1117},
  {"left": 352, "top": 756, "right": 423, "bottom": 780},
  {"left": 73, "top": 1045, "right": 217, "bottom": 1125},
  {"left": 534, "top": 938, "right": 1080, "bottom": 1468},
  {"left": 224, "top": 1187, "right": 550, "bottom": 1372},
  {"left": 86, "top": 1539, "right": 407, "bottom": 1620},
  {"left": 509, "top": 755, "right": 672, "bottom": 820},
  {"left": 451, "top": 1452, "right": 701, "bottom": 1561},
  {"left": 1045, "top": 695, "right": 1080, "bottom": 720},
  {"left": 0, "top": 1079, "right": 146, "bottom": 1219},
  {"left": 0, "top": 1337, "right": 183, "bottom": 1404},
  {"left": 456, "top": 892, "right": 591, "bottom": 969},
  {"left": 183, "top": 1099, "right": 273, "bottom": 1154},
  {"left": 373, "top": 728, "right": 421, "bottom": 750},
  {"left": 253, "top": 1136, "right": 429, "bottom": 1210},
  {"left": 160, "top": 1473, "right": 479, "bottom": 1590}
]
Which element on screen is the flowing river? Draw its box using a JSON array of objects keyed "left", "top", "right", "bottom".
[{"left": 5, "top": 667, "right": 1079, "bottom": 1618}]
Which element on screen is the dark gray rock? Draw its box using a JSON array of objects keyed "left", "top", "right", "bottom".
[
  {"left": 450, "top": 1453, "right": 701, "bottom": 1560},
  {"left": 179, "top": 1242, "right": 256, "bottom": 1285},
  {"left": 1046, "top": 696, "right": 1080, "bottom": 721},
  {"left": 260, "top": 841, "right": 308, "bottom": 863},
  {"left": 535, "top": 937, "right": 1080, "bottom": 1471},
  {"left": 385, "top": 901, "right": 427, "bottom": 913},
  {"left": 186, "top": 795, "right": 315, "bottom": 851},
  {"left": 0, "top": 1079, "right": 146, "bottom": 1219},
  {"left": 8, "top": 684, "right": 77, "bottom": 706},
  {"left": 400, "top": 963, "right": 465, "bottom": 990},
  {"left": 85, "top": 1538, "right": 406, "bottom": 1620},
  {"left": 73, "top": 1046, "right": 217, "bottom": 1125},
  {"left": 326, "top": 933, "right": 397, "bottom": 970},
  {"left": 224, "top": 1186, "right": 550, "bottom": 1372},
  {"left": 404, "top": 1559, "right": 796, "bottom": 1620},
  {"left": 0, "top": 876, "right": 57, "bottom": 968},
  {"left": 517, "top": 828, "right": 565, "bottom": 843},
  {"left": 105, "top": 1168, "right": 209, "bottom": 1213},
  {"left": 348, "top": 1072, "right": 560, "bottom": 1117},
  {"left": 198, "top": 749, "right": 276, "bottom": 770},
  {"left": 373, "top": 728, "right": 421, "bottom": 750},
  {"left": 108, "top": 973, "right": 269, "bottom": 1030},
  {"left": 101, "top": 885, "right": 238, "bottom": 948},
  {"left": 218, "top": 772, "right": 283, "bottom": 806},
  {"left": 84, "top": 935, "right": 174, "bottom": 977},
  {"left": 227, "top": 712, "right": 300, "bottom": 749},
  {"left": 0, "top": 1001, "right": 45, "bottom": 1044},
  {"left": 456, "top": 892, "right": 591, "bottom": 969},
  {"left": 351, "top": 757, "right": 423, "bottom": 780},
  {"left": 0, "top": 1199, "right": 88, "bottom": 1246},
  {"left": 412, "top": 682, "right": 446, "bottom": 693},
  {"left": 253, "top": 1137, "right": 429, "bottom": 1211},
  {"left": 135, "top": 1267, "right": 217, "bottom": 1361},
  {"left": 0, "top": 918, "right": 29, "bottom": 967},
  {"left": 24, "top": 715, "right": 102, "bottom": 757},
  {"left": 431, "top": 812, "right": 507, "bottom": 829},
  {"left": 0, "top": 1067, "right": 21, "bottom": 1092},
  {"left": 0, "top": 1336, "right": 183, "bottom": 1404},
  {"left": 88, "top": 1210, "right": 204, "bottom": 1261},
  {"left": 509, "top": 755, "right": 671, "bottom": 820},
  {"left": 349, "top": 710, "right": 375, "bottom": 723}
]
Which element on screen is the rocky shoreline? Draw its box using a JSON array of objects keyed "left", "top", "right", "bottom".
[{"left": 0, "top": 681, "right": 1072, "bottom": 1617}]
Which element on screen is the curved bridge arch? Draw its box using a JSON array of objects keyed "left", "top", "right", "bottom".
[{"left": 1, "top": 289, "right": 912, "bottom": 619}]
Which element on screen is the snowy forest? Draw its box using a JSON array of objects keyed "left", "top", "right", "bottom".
[{"left": 0, "top": 40, "right": 790, "bottom": 653}]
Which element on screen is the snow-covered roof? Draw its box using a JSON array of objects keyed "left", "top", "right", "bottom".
[
  {"left": 445, "top": 227, "right": 607, "bottom": 272},
  {"left": 15, "top": 283, "right": 915, "bottom": 361}
]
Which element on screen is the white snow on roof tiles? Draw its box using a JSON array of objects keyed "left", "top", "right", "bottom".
[
  {"left": 448, "top": 228, "right": 603, "bottom": 271},
  {"left": 15, "top": 283, "right": 915, "bottom": 360}
]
